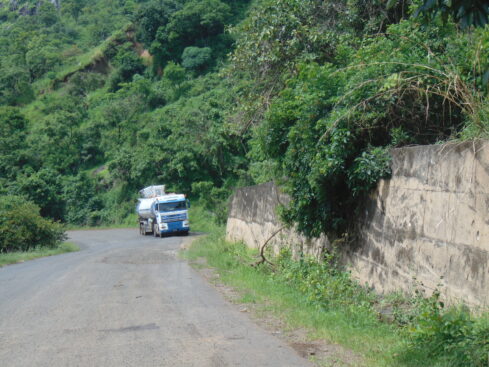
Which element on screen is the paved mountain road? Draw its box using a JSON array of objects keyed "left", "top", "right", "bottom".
[{"left": 0, "top": 229, "right": 312, "bottom": 367}]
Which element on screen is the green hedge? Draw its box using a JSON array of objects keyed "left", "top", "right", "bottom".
[{"left": 0, "top": 195, "right": 66, "bottom": 252}]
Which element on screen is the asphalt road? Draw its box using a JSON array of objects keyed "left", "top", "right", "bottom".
[{"left": 0, "top": 229, "right": 312, "bottom": 367}]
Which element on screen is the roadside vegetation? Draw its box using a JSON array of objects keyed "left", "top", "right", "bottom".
[
  {"left": 64, "top": 213, "right": 138, "bottom": 230},
  {"left": 0, "top": 195, "right": 77, "bottom": 266},
  {"left": 0, "top": 195, "right": 65, "bottom": 251},
  {"left": 184, "top": 220, "right": 489, "bottom": 367},
  {"left": 0, "top": 242, "right": 79, "bottom": 267}
]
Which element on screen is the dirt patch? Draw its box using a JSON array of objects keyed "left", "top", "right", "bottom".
[
  {"left": 290, "top": 339, "right": 363, "bottom": 367},
  {"left": 92, "top": 164, "right": 107, "bottom": 176},
  {"left": 179, "top": 233, "right": 206, "bottom": 251},
  {"left": 140, "top": 50, "right": 152, "bottom": 59},
  {"left": 188, "top": 257, "right": 364, "bottom": 367},
  {"left": 100, "top": 248, "right": 174, "bottom": 265}
]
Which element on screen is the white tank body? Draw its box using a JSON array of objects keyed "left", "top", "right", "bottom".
[{"left": 136, "top": 198, "right": 156, "bottom": 219}]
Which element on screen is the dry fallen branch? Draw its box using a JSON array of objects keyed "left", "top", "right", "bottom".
[{"left": 251, "top": 226, "right": 285, "bottom": 267}]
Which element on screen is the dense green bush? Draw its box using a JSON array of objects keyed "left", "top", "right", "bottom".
[
  {"left": 275, "top": 248, "right": 377, "bottom": 324},
  {"left": 0, "top": 195, "right": 66, "bottom": 252},
  {"left": 247, "top": 14, "right": 488, "bottom": 237},
  {"left": 181, "top": 46, "right": 212, "bottom": 71},
  {"left": 275, "top": 248, "right": 489, "bottom": 366},
  {"left": 191, "top": 181, "right": 230, "bottom": 224},
  {"left": 394, "top": 289, "right": 489, "bottom": 367}
]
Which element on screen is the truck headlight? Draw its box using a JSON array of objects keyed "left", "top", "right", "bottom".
[
  {"left": 183, "top": 220, "right": 189, "bottom": 227},
  {"left": 159, "top": 223, "right": 168, "bottom": 229}
]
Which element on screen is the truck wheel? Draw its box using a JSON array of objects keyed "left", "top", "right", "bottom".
[{"left": 153, "top": 223, "right": 159, "bottom": 237}]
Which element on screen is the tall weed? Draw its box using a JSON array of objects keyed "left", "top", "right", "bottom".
[
  {"left": 401, "top": 290, "right": 489, "bottom": 367},
  {"left": 270, "top": 248, "right": 489, "bottom": 366},
  {"left": 275, "top": 249, "right": 378, "bottom": 326}
]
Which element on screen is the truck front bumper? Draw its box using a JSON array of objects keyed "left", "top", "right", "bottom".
[{"left": 158, "top": 220, "right": 189, "bottom": 234}]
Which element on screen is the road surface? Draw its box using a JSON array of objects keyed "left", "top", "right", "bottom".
[{"left": 0, "top": 229, "right": 312, "bottom": 367}]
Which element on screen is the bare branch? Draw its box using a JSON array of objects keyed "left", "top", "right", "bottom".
[{"left": 251, "top": 226, "right": 285, "bottom": 267}]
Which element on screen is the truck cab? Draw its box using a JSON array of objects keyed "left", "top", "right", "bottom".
[{"left": 153, "top": 194, "right": 190, "bottom": 236}]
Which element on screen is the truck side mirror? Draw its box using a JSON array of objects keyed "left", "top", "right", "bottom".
[{"left": 186, "top": 199, "right": 191, "bottom": 208}]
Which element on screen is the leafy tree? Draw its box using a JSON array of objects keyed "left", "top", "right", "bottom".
[
  {"left": 65, "top": 72, "right": 106, "bottom": 97},
  {"left": 25, "top": 35, "right": 61, "bottom": 79},
  {"left": 94, "top": 91, "right": 147, "bottom": 152},
  {"left": 163, "top": 62, "right": 186, "bottom": 85},
  {"left": 108, "top": 43, "right": 146, "bottom": 91},
  {"left": 151, "top": 0, "right": 231, "bottom": 69},
  {"left": 34, "top": 113, "right": 82, "bottom": 171},
  {"left": 78, "top": 3, "right": 128, "bottom": 46},
  {"left": 62, "top": 173, "right": 103, "bottom": 225},
  {"left": 155, "top": 74, "right": 246, "bottom": 192},
  {"left": 191, "top": 180, "right": 230, "bottom": 224},
  {"left": 13, "top": 168, "right": 65, "bottom": 220},
  {"left": 388, "top": 0, "right": 489, "bottom": 28},
  {"left": 0, "top": 107, "right": 30, "bottom": 180},
  {"left": 61, "top": 0, "right": 89, "bottom": 20},
  {"left": 134, "top": 0, "right": 182, "bottom": 44},
  {"left": 181, "top": 46, "right": 212, "bottom": 71},
  {"left": 0, "top": 65, "right": 34, "bottom": 105},
  {"left": 37, "top": 1, "right": 59, "bottom": 27},
  {"left": 229, "top": 0, "right": 410, "bottom": 130}
]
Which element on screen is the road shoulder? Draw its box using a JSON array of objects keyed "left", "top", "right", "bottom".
[{"left": 185, "top": 253, "right": 363, "bottom": 367}]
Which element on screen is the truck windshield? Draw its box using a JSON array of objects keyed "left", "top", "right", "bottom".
[{"left": 157, "top": 201, "right": 187, "bottom": 212}]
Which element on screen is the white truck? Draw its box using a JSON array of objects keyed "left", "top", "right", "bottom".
[{"left": 136, "top": 185, "right": 190, "bottom": 237}]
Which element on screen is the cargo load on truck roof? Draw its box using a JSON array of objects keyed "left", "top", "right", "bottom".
[{"left": 139, "top": 185, "right": 166, "bottom": 198}]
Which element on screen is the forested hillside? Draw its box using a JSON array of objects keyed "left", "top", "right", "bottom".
[
  {"left": 0, "top": 0, "right": 488, "bottom": 235},
  {"left": 0, "top": 0, "right": 251, "bottom": 226}
]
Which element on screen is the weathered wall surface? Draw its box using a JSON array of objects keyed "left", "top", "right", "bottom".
[
  {"left": 226, "top": 182, "right": 328, "bottom": 260},
  {"left": 226, "top": 141, "right": 489, "bottom": 306}
]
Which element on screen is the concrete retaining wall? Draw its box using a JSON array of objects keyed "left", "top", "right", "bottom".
[
  {"left": 226, "top": 182, "right": 328, "bottom": 260},
  {"left": 226, "top": 141, "right": 489, "bottom": 306}
]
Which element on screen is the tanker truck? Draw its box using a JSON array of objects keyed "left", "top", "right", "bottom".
[{"left": 136, "top": 185, "right": 190, "bottom": 237}]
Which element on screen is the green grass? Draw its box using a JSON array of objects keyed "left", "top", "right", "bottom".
[
  {"left": 50, "top": 23, "right": 134, "bottom": 87},
  {"left": 0, "top": 242, "right": 80, "bottom": 267},
  {"left": 188, "top": 205, "right": 222, "bottom": 233},
  {"left": 65, "top": 222, "right": 137, "bottom": 231},
  {"left": 183, "top": 227, "right": 457, "bottom": 367},
  {"left": 65, "top": 212, "right": 139, "bottom": 230}
]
